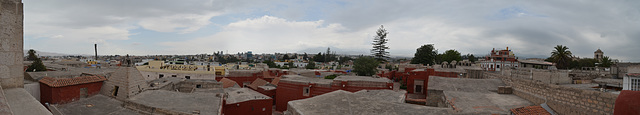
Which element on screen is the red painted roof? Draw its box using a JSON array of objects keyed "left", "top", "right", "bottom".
[
  {"left": 614, "top": 90, "right": 640, "bottom": 115},
  {"left": 39, "top": 75, "right": 107, "bottom": 87},
  {"left": 220, "top": 78, "right": 238, "bottom": 88},
  {"left": 248, "top": 78, "right": 268, "bottom": 90},
  {"left": 510, "top": 106, "right": 550, "bottom": 115},
  {"left": 271, "top": 77, "right": 281, "bottom": 86}
]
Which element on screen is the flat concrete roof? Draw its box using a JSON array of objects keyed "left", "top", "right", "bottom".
[
  {"left": 428, "top": 76, "right": 504, "bottom": 92},
  {"left": 444, "top": 91, "right": 532, "bottom": 114},
  {"left": 354, "top": 89, "right": 407, "bottom": 103},
  {"left": 427, "top": 76, "right": 534, "bottom": 114},
  {"left": 281, "top": 75, "right": 333, "bottom": 85},
  {"left": 287, "top": 90, "right": 451, "bottom": 115},
  {"left": 225, "top": 88, "right": 271, "bottom": 104},
  {"left": 3, "top": 88, "right": 52, "bottom": 115},
  {"left": 55, "top": 95, "right": 138, "bottom": 115},
  {"left": 333, "top": 76, "right": 392, "bottom": 83},
  {"left": 127, "top": 90, "right": 221, "bottom": 115}
]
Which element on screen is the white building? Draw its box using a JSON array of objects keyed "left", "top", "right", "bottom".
[{"left": 623, "top": 73, "right": 640, "bottom": 91}]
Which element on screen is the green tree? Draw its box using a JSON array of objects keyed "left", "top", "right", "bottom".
[
  {"left": 600, "top": 56, "right": 612, "bottom": 67},
  {"left": 303, "top": 53, "right": 309, "bottom": 61},
  {"left": 353, "top": 57, "right": 379, "bottom": 76},
  {"left": 324, "top": 74, "right": 339, "bottom": 79},
  {"left": 551, "top": 45, "right": 572, "bottom": 69},
  {"left": 410, "top": 44, "right": 437, "bottom": 66},
  {"left": 467, "top": 54, "right": 477, "bottom": 62},
  {"left": 313, "top": 52, "right": 324, "bottom": 62},
  {"left": 371, "top": 25, "right": 390, "bottom": 62},
  {"left": 283, "top": 54, "right": 289, "bottom": 61},
  {"left": 338, "top": 56, "right": 352, "bottom": 65},
  {"left": 441, "top": 50, "right": 462, "bottom": 63},
  {"left": 288, "top": 61, "right": 295, "bottom": 68},
  {"left": 27, "top": 50, "right": 47, "bottom": 72},
  {"left": 263, "top": 60, "right": 277, "bottom": 68},
  {"left": 27, "top": 49, "right": 38, "bottom": 61},
  {"left": 305, "top": 61, "right": 316, "bottom": 69}
]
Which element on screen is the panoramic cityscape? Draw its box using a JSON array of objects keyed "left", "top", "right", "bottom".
[{"left": 2, "top": 0, "right": 640, "bottom": 115}]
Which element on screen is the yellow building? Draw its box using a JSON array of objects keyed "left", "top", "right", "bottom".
[{"left": 137, "top": 61, "right": 225, "bottom": 80}]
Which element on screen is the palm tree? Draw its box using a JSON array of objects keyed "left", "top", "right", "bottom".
[{"left": 551, "top": 45, "right": 572, "bottom": 69}]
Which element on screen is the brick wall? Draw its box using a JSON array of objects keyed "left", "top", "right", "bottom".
[{"left": 485, "top": 72, "right": 617, "bottom": 115}]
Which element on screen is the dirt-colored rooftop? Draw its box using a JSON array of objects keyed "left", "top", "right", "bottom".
[
  {"left": 55, "top": 95, "right": 138, "bottom": 115},
  {"left": 333, "top": 76, "right": 392, "bottom": 83},
  {"left": 428, "top": 76, "right": 534, "bottom": 114},
  {"left": 225, "top": 88, "right": 271, "bottom": 104},
  {"left": 127, "top": 90, "right": 221, "bottom": 115},
  {"left": 287, "top": 90, "right": 451, "bottom": 115},
  {"left": 281, "top": 75, "right": 333, "bottom": 85}
]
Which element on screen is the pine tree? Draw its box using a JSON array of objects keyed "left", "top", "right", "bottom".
[
  {"left": 371, "top": 25, "right": 389, "bottom": 62},
  {"left": 27, "top": 49, "right": 38, "bottom": 61},
  {"left": 27, "top": 50, "right": 47, "bottom": 72}
]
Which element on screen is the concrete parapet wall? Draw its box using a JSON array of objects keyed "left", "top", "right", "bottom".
[
  {"left": 503, "top": 68, "right": 572, "bottom": 84},
  {"left": 485, "top": 72, "right": 617, "bottom": 115},
  {"left": 123, "top": 100, "right": 191, "bottom": 115},
  {"left": 0, "top": 0, "right": 24, "bottom": 88}
]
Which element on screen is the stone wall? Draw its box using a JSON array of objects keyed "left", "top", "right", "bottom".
[
  {"left": 0, "top": 0, "right": 24, "bottom": 88},
  {"left": 485, "top": 72, "right": 617, "bottom": 115},
  {"left": 502, "top": 68, "right": 572, "bottom": 84}
]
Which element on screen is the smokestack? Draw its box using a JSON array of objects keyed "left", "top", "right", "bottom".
[{"left": 94, "top": 44, "right": 98, "bottom": 60}]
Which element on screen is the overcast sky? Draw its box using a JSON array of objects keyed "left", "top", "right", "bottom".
[{"left": 23, "top": 0, "right": 640, "bottom": 62}]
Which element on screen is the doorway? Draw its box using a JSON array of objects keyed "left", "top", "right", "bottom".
[{"left": 80, "top": 88, "right": 88, "bottom": 98}]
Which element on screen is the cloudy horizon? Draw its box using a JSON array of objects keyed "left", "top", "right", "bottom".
[{"left": 23, "top": 0, "right": 640, "bottom": 62}]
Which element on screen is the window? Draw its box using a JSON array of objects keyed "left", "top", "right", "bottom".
[
  {"left": 303, "top": 87, "right": 310, "bottom": 96},
  {"left": 632, "top": 78, "right": 640, "bottom": 91},
  {"left": 185, "top": 76, "right": 191, "bottom": 79},
  {"left": 172, "top": 75, "right": 177, "bottom": 77},
  {"left": 415, "top": 85, "right": 423, "bottom": 93},
  {"left": 159, "top": 74, "right": 164, "bottom": 78},
  {"left": 112, "top": 86, "right": 119, "bottom": 96},
  {"left": 497, "top": 65, "right": 500, "bottom": 68},
  {"left": 196, "top": 84, "right": 202, "bottom": 88}
]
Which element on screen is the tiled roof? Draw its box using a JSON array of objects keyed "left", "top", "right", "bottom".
[
  {"left": 271, "top": 77, "right": 281, "bottom": 86},
  {"left": 263, "top": 71, "right": 276, "bottom": 78},
  {"left": 220, "top": 78, "right": 238, "bottom": 88},
  {"left": 627, "top": 73, "right": 640, "bottom": 77},
  {"left": 248, "top": 78, "right": 268, "bottom": 90},
  {"left": 39, "top": 75, "right": 107, "bottom": 87},
  {"left": 510, "top": 106, "right": 551, "bottom": 115}
]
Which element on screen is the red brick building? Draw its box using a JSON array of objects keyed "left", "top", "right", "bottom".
[
  {"left": 39, "top": 74, "right": 107, "bottom": 104},
  {"left": 223, "top": 88, "right": 272, "bottom": 115},
  {"left": 275, "top": 75, "right": 393, "bottom": 111},
  {"left": 406, "top": 69, "right": 434, "bottom": 95}
]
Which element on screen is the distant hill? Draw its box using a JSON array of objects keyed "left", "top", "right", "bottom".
[{"left": 23, "top": 50, "right": 79, "bottom": 56}]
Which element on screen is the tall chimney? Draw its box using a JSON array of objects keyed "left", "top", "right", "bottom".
[{"left": 94, "top": 44, "right": 98, "bottom": 60}]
